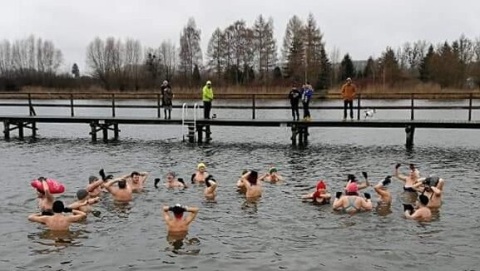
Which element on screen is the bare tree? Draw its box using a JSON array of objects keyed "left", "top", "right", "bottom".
[
  {"left": 179, "top": 17, "right": 202, "bottom": 85},
  {"left": 206, "top": 28, "right": 225, "bottom": 81},
  {"left": 159, "top": 40, "right": 177, "bottom": 81},
  {"left": 253, "top": 15, "right": 277, "bottom": 83}
]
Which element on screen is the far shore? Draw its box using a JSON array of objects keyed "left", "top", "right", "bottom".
[{"left": 0, "top": 86, "right": 479, "bottom": 100}]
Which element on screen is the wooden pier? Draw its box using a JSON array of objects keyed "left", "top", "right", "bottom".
[{"left": 1, "top": 91, "right": 480, "bottom": 147}]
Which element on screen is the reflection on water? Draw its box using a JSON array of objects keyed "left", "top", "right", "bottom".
[
  {"left": 27, "top": 229, "right": 86, "bottom": 255},
  {"left": 375, "top": 203, "right": 393, "bottom": 216},
  {"left": 166, "top": 233, "right": 201, "bottom": 255}
]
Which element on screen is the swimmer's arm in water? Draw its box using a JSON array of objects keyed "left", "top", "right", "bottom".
[
  {"left": 184, "top": 206, "right": 199, "bottom": 225},
  {"left": 28, "top": 213, "right": 48, "bottom": 224},
  {"left": 332, "top": 193, "right": 343, "bottom": 210},
  {"left": 86, "top": 179, "right": 104, "bottom": 193},
  {"left": 436, "top": 178, "right": 445, "bottom": 191},
  {"left": 405, "top": 209, "right": 422, "bottom": 220},
  {"left": 67, "top": 210, "right": 87, "bottom": 222},
  {"left": 87, "top": 197, "right": 100, "bottom": 205}
]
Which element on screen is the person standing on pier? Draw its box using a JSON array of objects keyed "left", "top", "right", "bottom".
[
  {"left": 202, "top": 80, "right": 214, "bottom": 119},
  {"left": 161, "top": 80, "right": 173, "bottom": 120},
  {"left": 301, "top": 83, "right": 313, "bottom": 121},
  {"left": 288, "top": 84, "right": 301, "bottom": 121},
  {"left": 341, "top": 77, "right": 356, "bottom": 120}
]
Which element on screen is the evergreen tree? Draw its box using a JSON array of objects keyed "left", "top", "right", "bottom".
[
  {"left": 419, "top": 45, "right": 434, "bottom": 82},
  {"left": 179, "top": 18, "right": 202, "bottom": 85},
  {"left": 206, "top": 28, "right": 225, "bottom": 82},
  {"left": 339, "top": 54, "right": 355, "bottom": 81},
  {"left": 71, "top": 63, "right": 80, "bottom": 78},
  {"left": 281, "top": 15, "right": 304, "bottom": 81},
  {"left": 253, "top": 15, "right": 277, "bottom": 83}
]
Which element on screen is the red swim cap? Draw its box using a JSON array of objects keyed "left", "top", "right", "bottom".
[
  {"left": 346, "top": 182, "right": 358, "bottom": 193},
  {"left": 316, "top": 180, "right": 326, "bottom": 190}
]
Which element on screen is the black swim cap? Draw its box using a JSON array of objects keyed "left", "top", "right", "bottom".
[
  {"left": 52, "top": 200, "right": 65, "bottom": 213},
  {"left": 76, "top": 189, "right": 89, "bottom": 200}
]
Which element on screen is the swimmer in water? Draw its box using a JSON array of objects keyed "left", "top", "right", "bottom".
[
  {"left": 163, "top": 172, "right": 186, "bottom": 189},
  {"left": 404, "top": 194, "right": 431, "bottom": 222},
  {"left": 68, "top": 189, "right": 100, "bottom": 215},
  {"left": 204, "top": 175, "right": 218, "bottom": 201},
  {"left": 34, "top": 177, "right": 55, "bottom": 214},
  {"left": 104, "top": 178, "right": 133, "bottom": 203},
  {"left": 236, "top": 170, "right": 248, "bottom": 194},
  {"left": 162, "top": 204, "right": 199, "bottom": 239},
  {"left": 301, "top": 180, "right": 331, "bottom": 204},
  {"left": 333, "top": 182, "right": 373, "bottom": 214},
  {"left": 240, "top": 170, "right": 262, "bottom": 200},
  {"left": 373, "top": 176, "right": 392, "bottom": 205},
  {"left": 259, "top": 167, "right": 284, "bottom": 183},
  {"left": 394, "top": 163, "right": 421, "bottom": 193},
  {"left": 191, "top": 163, "right": 209, "bottom": 184},
  {"left": 86, "top": 175, "right": 105, "bottom": 198},
  {"left": 122, "top": 171, "right": 149, "bottom": 193},
  {"left": 28, "top": 200, "right": 87, "bottom": 231},
  {"left": 413, "top": 175, "right": 445, "bottom": 210},
  {"left": 344, "top": 172, "right": 370, "bottom": 193}
]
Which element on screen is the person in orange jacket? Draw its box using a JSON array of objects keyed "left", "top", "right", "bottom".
[{"left": 341, "top": 77, "right": 356, "bottom": 120}]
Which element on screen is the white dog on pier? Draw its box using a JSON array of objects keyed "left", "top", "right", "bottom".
[{"left": 364, "top": 108, "right": 376, "bottom": 119}]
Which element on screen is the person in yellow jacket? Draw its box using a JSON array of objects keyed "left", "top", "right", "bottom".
[
  {"left": 202, "top": 80, "right": 214, "bottom": 119},
  {"left": 341, "top": 77, "right": 356, "bottom": 120}
]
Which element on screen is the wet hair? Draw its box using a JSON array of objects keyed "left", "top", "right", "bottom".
[
  {"left": 347, "top": 174, "right": 357, "bottom": 182},
  {"left": 419, "top": 194, "right": 429, "bottom": 206},
  {"left": 76, "top": 189, "right": 89, "bottom": 200},
  {"left": 118, "top": 180, "right": 127, "bottom": 189},
  {"left": 38, "top": 177, "right": 46, "bottom": 181},
  {"left": 131, "top": 171, "right": 140, "bottom": 177},
  {"left": 52, "top": 200, "right": 65, "bottom": 213},
  {"left": 170, "top": 205, "right": 185, "bottom": 219},
  {"left": 88, "top": 175, "right": 98, "bottom": 184},
  {"left": 247, "top": 171, "right": 258, "bottom": 185}
]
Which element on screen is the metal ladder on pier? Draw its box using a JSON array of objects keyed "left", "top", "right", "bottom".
[{"left": 181, "top": 103, "right": 199, "bottom": 142}]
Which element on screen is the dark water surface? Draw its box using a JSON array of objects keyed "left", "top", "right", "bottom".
[{"left": 0, "top": 100, "right": 479, "bottom": 271}]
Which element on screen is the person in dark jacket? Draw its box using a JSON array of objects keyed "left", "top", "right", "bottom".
[
  {"left": 161, "top": 80, "right": 173, "bottom": 119},
  {"left": 288, "top": 85, "right": 301, "bottom": 121}
]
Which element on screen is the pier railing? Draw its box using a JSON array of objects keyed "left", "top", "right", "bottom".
[{"left": 0, "top": 91, "right": 479, "bottom": 121}]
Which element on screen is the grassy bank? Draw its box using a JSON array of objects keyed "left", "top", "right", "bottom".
[{"left": 0, "top": 84, "right": 479, "bottom": 100}]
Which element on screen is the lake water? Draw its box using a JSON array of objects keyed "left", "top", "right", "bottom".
[{"left": 0, "top": 99, "right": 479, "bottom": 271}]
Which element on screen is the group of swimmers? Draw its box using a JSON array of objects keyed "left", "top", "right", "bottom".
[{"left": 28, "top": 162, "right": 444, "bottom": 239}]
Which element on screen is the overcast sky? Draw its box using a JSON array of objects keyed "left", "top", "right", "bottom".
[{"left": 1, "top": 0, "right": 478, "bottom": 73}]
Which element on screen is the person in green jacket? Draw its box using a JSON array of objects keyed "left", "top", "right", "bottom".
[{"left": 202, "top": 80, "right": 214, "bottom": 119}]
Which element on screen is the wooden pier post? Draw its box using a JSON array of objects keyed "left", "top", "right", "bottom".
[
  {"left": 31, "top": 122, "right": 37, "bottom": 139},
  {"left": 3, "top": 120, "right": 10, "bottom": 140},
  {"left": 188, "top": 124, "right": 195, "bottom": 143},
  {"left": 302, "top": 126, "right": 309, "bottom": 145},
  {"left": 113, "top": 123, "right": 119, "bottom": 141},
  {"left": 90, "top": 121, "right": 98, "bottom": 142},
  {"left": 298, "top": 126, "right": 304, "bottom": 145},
  {"left": 102, "top": 124, "right": 108, "bottom": 143},
  {"left": 197, "top": 124, "right": 203, "bottom": 143},
  {"left": 205, "top": 125, "right": 211, "bottom": 143},
  {"left": 18, "top": 122, "right": 24, "bottom": 140},
  {"left": 291, "top": 125, "right": 298, "bottom": 146},
  {"left": 405, "top": 125, "right": 415, "bottom": 147}
]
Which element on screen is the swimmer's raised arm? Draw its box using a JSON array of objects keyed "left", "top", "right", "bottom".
[
  {"left": 86, "top": 179, "right": 104, "bottom": 192},
  {"left": 394, "top": 163, "right": 407, "bottom": 182},
  {"left": 67, "top": 210, "right": 87, "bottom": 222},
  {"left": 28, "top": 213, "right": 48, "bottom": 224},
  {"left": 185, "top": 206, "right": 199, "bottom": 225},
  {"left": 361, "top": 193, "right": 373, "bottom": 210}
]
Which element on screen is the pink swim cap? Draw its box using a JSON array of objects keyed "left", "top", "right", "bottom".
[{"left": 346, "top": 182, "right": 358, "bottom": 193}]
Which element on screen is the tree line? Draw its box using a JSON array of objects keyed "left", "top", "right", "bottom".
[{"left": 1, "top": 15, "right": 480, "bottom": 92}]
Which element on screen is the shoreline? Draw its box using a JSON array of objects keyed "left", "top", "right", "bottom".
[{"left": 0, "top": 88, "right": 479, "bottom": 100}]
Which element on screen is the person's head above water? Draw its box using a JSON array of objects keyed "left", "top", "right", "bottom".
[
  {"left": 170, "top": 204, "right": 186, "bottom": 219},
  {"left": 418, "top": 194, "right": 429, "bottom": 206},
  {"left": 247, "top": 171, "right": 258, "bottom": 185},
  {"left": 88, "top": 175, "right": 99, "bottom": 184},
  {"left": 346, "top": 182, "right": 358, "bottom": 195},
  {"left": 347, "top": 174, "right": 357, "bottom": 182},
  {"left": 197, "top": 163, "right": 206, "bottom": 172},
  {"left": 118, "top": 179, "right": 127, "bottom": 189},
  {"left": 76, "top": 189, "right": 89, "bottom": 200},
  {"left": 316, "top": 180, "right": 326, "bottom": 191},
  {"left": 52, "top": 200, "right": 65, "bottom": 213},
  {"left": 166, "top": 171, "right": 176, "bottom": 181},
  {"left": 269, "top": 167, "right": 278, "bottom": 174}
]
